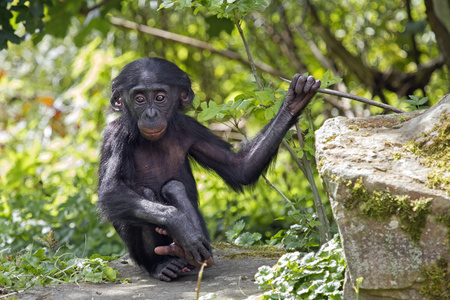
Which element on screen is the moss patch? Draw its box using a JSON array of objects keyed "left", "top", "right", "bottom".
[
  {"left": 404, "top": 112, "right": 450, "bottom": 195},
  {"left": 212, "top": 243, "right": 285, "bottom": 259},
  {"left": 435, "top": 214, "right": 450, "bottom": 250},
  {"left": 420, "top": 258, "right": 450, "bottom": 300},
  {"left": 345, "top": 178, "right": 432, "bottom": 242}
]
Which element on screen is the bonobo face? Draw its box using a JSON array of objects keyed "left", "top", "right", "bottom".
[
  {"left": 126, "top": 83, "right": 178, "bottom": 141},
  {"left": 110, "top": 58, "right": 195, "bottom": 141}
]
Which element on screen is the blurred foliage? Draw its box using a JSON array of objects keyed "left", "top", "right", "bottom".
[{"left": 0, "top": 0, "right": 448, "bottom": 258}]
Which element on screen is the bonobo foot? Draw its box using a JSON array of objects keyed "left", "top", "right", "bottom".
[
  {"left": 152, "top": 257, "right": 191, "bottom": 282},
  {"left": 155, "top": 227, "right": 214, "bottom": 268}
]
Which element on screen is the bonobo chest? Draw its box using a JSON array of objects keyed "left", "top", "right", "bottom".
[{"left": 133, "top": 141, "right": 189, "bottom": 188}]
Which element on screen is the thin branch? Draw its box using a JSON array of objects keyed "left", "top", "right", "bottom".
[
  {"left": 280, "top": 77, "right": 405, "bottom": 113},
  {"left": 295, "top": 122, "right": 331, "bottom": 243},
  {"left": 196, "top": 261, "right": 208, "bottom": 300},
  {"left": 318, "top": 88, "right": 404, "bottom": 113},
  {"left": 262, "top": 174, "right": 296, "bottom": 212},
  {"left": 79, "top": 0, "right": 113, "bottom": 14},
  {"left": 281, "top": 139, "right": 306, "bottom": 174},
  {"left": 234, "top": 18, "right": 263, "bottom": 90},
  {"left": 109, "top": 16, "right": 285, "bottom": 78}
]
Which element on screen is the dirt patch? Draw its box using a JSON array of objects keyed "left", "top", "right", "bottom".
[{"left": 18, "top": 249, "right": 279, "bottom": 300}]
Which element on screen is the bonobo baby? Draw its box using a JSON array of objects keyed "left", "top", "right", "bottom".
[{"left": 97, "top": 57, "right": 320, "bottom": 281}]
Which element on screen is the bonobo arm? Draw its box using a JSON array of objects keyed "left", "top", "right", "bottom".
[
  {"left": 189, "top": 74, "right": 320, "bottom": 189},
  {"left": 98, "top": 125, "right": 211, "bottom": 262}
]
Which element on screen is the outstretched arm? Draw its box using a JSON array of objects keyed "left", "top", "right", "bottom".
[{"left": 189, "top": 74, "right": 320, "bottom": 189}]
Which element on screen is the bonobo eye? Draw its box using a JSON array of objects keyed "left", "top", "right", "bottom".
[
  {"left": 135, "top": 94, "right": 146, "bottom": 104},
  {"left": 155, "top": 94, "right": 166, "bottom": 102}
]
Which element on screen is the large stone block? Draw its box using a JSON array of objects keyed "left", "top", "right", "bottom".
[{"left": 315, "top": 95, "right": 450, "bottom": 299}]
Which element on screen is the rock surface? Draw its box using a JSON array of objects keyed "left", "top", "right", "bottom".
[
  {"left": 315, "top": 94, "right": 450, "bottom": 299},
  {"left": 19, "top": 249, "right": 277, "bottom": 300}
]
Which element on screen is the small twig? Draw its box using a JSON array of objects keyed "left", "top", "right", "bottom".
[
  {"left": 196, "top": 261, "right": 208, "bottom": 300},
  {"left": 280, "top": 77, "right": 404, "bottom": 113},
  {"left": 0, "top": 291, "right": 20, "bottom": 299},
  {"left": 294, "top": 122, "right": 331, "bottom": 244},
  {"left": 281, "top": 139, "right": 306, "bottom": 174},
  {"left": 46, "top": 276, "right": 65, "bottom": 283},
  {"left": 262, "top": 174, "right": 296, "bottom": 212},
  {"left": 238, "top": 275, "right": 248, "bottom": 296},
  {"left": 234, "top": 16, "right": 263, "bottom": 90}
]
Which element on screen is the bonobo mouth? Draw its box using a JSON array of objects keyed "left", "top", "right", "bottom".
[{"left": 140, "top": 127, "right": 167, "bottom": 141}]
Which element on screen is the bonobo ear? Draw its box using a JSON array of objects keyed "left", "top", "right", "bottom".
[
  {"left": 180, "top": 88, "right": 195, "bottom": 106},
  {"left": 110, "top": 90, "right": 123, "bottom": 112}
]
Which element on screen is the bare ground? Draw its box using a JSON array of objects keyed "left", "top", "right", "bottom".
[{"left": 18, "top": 249, "right": 278, "bottom": 300}]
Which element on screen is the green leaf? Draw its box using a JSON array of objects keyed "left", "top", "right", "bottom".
[
  {"left": 205, "top": 16, "right": 234, "bottom": 36},
  {"left": 103, "top": 266, "right": 117, "bottom": 281},
  {"left": 234, "top": 232, "right": 256, "bottom": 246},
  {"left": 197, "top": 104, "right": 221, "bottom": 122},
  {"left": 192, "top": 95, "right": 201, "bottom": 109},
  {"left": 320, "top": 70, "right": 342, "bottom": 88},
  {"left": 418, "top": 97, "right": 428, "bottom": 105},
  {"left": 84, "top": 271, "right": 103, "bottom": 283},
  {"left": 264, "top": 108, "right": 275, "bottom": 120},
  {"left": 159, "top": 1, "right": 175, "bottom": 9},
  {"left": 233, "top": 220, "right": 246, "bottom": 233}
]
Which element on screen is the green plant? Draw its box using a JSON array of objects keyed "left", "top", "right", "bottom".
[
  {"left": 353, "top": 277, "right": 363, "bottom": 300},
  {"left": 255, "top": 234, "right": 345, "bottom": 299},
  {"left": 268, "top": 194, "right": 321, "bottom": 251},
  {"left": 225, "top": 220, "right": 262, "bottom": 246},
  {"left": 404, "top": 95, "right": 429, "bottom": 111},
  {"left": 0, "top": 234, "right": 119, "bottom": 294}
]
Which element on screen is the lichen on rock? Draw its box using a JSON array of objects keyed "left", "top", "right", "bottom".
[
  {"left": 315, "top": 94, "right": 450, "bottom": 300},
  {"left": 404, "top": 112, "right": 450, "bottom": 196},
  {"left": 345, "top": 177, "right": 432, "bottom": 242}
]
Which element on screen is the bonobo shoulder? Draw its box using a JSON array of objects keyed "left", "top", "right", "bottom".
[{"left": 102, "top": 119, "right": 121, "bottom": 139}]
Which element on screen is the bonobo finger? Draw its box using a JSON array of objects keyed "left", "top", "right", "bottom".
[
  {"left": 142, "top": 187, "right": 155, "bottom": 199},
  {"left": 154, "top": 243, "right": 185, "bottom": 258},
  {"left": 190, "top": 249, "right": 203, "bottom": 263},
  {"left": 303, "top": 76, "right": 316, "bottom": 93},
  {"left": 165, "top": 263, "right": 182, "bottom": 273},
  {"left": 171, "top": 259, "right": 189, "bottom": 270},
  {"left": 155, "top": 227, "right": 168, "bottom": 235},
  {"left": 159, "top": 274, "right": 172, "bottom": 282},
  {"left": 312, "top": 79, "right": 321, "bottom": 91},
  {"left": 289, "top": 74, "right": 301, "bottom": 91},
  {"left": 162, "top": 268, "right": 178, "bottom": 279},
  {"left": 286, "top": 74, "right": 300, "bottom": 100},
  {"left": 295, "top": 75, "right": 308, "bottom": 95}
]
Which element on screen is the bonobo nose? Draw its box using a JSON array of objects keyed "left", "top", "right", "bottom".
[{"left": 146, "top": 108, "right": 157, "bottom": 118}]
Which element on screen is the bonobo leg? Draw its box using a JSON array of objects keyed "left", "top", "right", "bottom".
[
  {"left": 116, "top": 187, "right": 191, "bottom": 282},
  {"left": 155, "top": 180, "right": 214, "bottom": 267}
]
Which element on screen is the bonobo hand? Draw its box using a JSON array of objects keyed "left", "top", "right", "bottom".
[
  {"left": 284, "top": 74, "right": 321, "bottom": 116},
  {"left": 166, "top": 216, "right": 212, "bottom": 264},
  {"left": 154, "top": 227, "right": 213, "bottom": 267}
]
